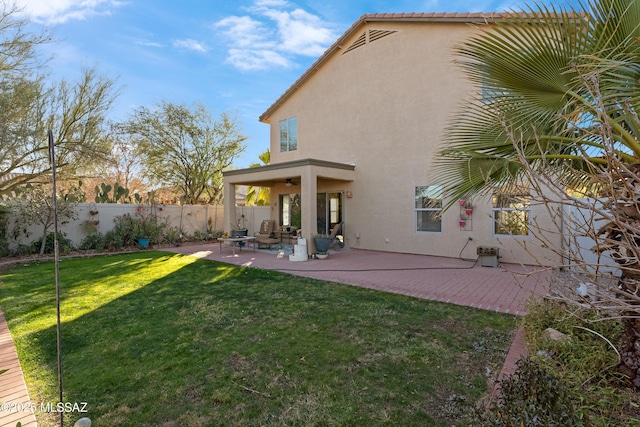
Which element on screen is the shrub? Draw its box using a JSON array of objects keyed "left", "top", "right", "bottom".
[
  {"left": 31, "top": 232, "right": 74, "bottom": 255},
  {"left": 523, "top": 299, "right": 623, "bottom": 387},
  {"left": 466, "top": 299, "right": 640, "bottom": 426},
  {"left": 9, "top": 244, "right": 33, "bottom": 257},
  {"left": 519, "top": 299, "right": 639, "bottom": 425},
  {"left": 110, "top": 213, "right": 166, "bottom": 247},
  {"left": 102, "top": 230, "right": 125, "bottom": 251},
  {"left": 0, "top": 204, "right": 11, "bottom": 257},
  {"left": 0, "top": 216, "right": 9, "bottom": 258},
  {"left": 468, "top": 357, "right": 581, "bottom": 426},
  {"left": 191, "top": 229, "right": 209, "bottom": 241},
  {"left": 162, "top": 226, "right": 181, "bottom": 245},
  {"left": 79, "top": 233, "right": 106, "bottom": 251}
]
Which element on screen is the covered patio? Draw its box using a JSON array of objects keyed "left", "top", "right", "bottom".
[{"left": 223, "top": 158, "right": 355, "bottom": 255}]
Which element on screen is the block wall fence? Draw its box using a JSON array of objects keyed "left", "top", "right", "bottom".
[{"left": 3, "top": 203, "right": 270, "bottom": 249}]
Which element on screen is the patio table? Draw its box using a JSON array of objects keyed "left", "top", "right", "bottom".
[
  {"left": 274, "top": 230, "right": 296, "bottom": 245},
  {"left": 217, "top": 236, "right": 256, "bottom": 255}
]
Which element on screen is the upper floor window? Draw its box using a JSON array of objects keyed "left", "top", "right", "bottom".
[
  {"left": 279, "top": 117, "right": 297, "bottom": 152},
  {"left": 415, "top": 185, "right": 442, "bottom": 232},
  {"left": 492, "top": 184, "right": 530, "bottom": 236}
]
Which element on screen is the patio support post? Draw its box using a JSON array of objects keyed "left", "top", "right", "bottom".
[
  {"left": 224, "top": 181, "right": 237, "bottom": 234},
  {"left": 300, "top": 168, "right": 318, "bottom": 255}
]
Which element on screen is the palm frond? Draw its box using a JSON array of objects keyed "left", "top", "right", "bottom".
[{"left": 435, "top": 0, "right": 640, "bottom": 209}]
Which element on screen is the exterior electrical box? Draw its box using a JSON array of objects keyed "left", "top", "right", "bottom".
[{"left": 477, "top": 246, "right": 500, "bottom": 267}]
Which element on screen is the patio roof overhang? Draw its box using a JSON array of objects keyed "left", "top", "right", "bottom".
[
  {"left": 223, "top": 159, "right": 355, "bottom": 254},
  {"left": 223, "top": 158, "right": 356, "bottom": 187}
]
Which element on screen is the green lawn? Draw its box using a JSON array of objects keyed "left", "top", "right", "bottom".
[{"left": 0, "top": 252, "right": 517, "bottom": 426}]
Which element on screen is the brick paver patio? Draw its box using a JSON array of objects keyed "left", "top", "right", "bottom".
[{"left": 169, "top": 245, "right": 549, "bottom": 315}]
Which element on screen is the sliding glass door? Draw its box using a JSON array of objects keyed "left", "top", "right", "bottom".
[
  {"left": 279, "top": 191, "right": 343, "bottom": 238},
  {"left": 317, "top": 192, "right": 343, "bottom": 235}
]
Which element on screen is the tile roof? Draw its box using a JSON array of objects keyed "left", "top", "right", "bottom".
[
  {"left": 258, "top": 12, "right": 506, "bottom": 122},
  {"left": 362, "top": 12, "right": 504, "bottom": 20}
]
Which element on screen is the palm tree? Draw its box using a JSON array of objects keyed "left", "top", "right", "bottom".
[
  {"left": 433, "top": 0, "right": 640, "bottom": 385},
  {"left": 246, "top": 149, "right": 271, "bottom": 206}
]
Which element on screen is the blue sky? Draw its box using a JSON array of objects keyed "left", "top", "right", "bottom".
[{"left": 19, "top": 0, "right": 575, "bottom": 168}]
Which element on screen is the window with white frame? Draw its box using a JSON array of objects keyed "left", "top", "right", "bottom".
[
  {"left": 492, "top": 184, "right": 530, "bottom": 236},
  {"left": 279, "top": 117, "right": 297, "bottom": 152},
  {"left": 415, "top": 185, "right": 442, "bottom": 232}
]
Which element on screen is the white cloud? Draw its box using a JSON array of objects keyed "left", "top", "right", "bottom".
[
  {"left": 263, "top": 8, "right": 336, "bottom": 56},
  {"left": 226, "top": 48, "right": 291, "bottom": 71},
  {"left": 16, "top": 0, "right": 126, "bottom": 24},
  {"left": 173, "top": 39, "right": 208, "bottom": 53},
  {"left": 214, "top": 1, "right": 338, "bottom": 72},
  {"left": 253, "top": 0, "right": 289, "bottom": 7},
  {"left": 135, "top": 40, "right": 164, "bottom": 48},
  {"left": 214, "top": 16, "right": 275, "bottom": 49}
]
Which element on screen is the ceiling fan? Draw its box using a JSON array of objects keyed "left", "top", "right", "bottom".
[{"left": 284, "top": 178, "right": 298, "bottom": 186}]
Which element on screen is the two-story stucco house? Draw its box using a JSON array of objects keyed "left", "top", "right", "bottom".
[{"left": 223, "top": 12, "right": 561, "bottom": 265}]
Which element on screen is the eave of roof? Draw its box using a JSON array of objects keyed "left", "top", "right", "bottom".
[
  {"left": 258, "top": 12, "right": 505, "bottom": 123},
  {"left": 223, "top": 158, "right": 355, "bottom": 177}
]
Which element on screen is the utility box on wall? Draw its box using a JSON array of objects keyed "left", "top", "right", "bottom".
[{"left": 477, "top": 246, "right": 500, "bottom": 267}]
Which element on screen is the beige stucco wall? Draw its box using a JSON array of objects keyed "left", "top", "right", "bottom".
[{"left": 262, "top": 20, "right": 562, "bottom": 265}]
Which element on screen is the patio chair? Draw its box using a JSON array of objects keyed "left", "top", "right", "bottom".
[
  {"left": 255, "top": 219, "right": 280, "bottom": 249},
  {"left": 329, "top": 222, "right": 344, "bottom": 250}
]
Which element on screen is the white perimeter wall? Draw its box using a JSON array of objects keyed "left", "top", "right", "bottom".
[
  {"left": 4, "top": 203, "right": 270, "bottom": 248},
  {"left": 566, "top": 199, "right": 619, "bottom": 276}
]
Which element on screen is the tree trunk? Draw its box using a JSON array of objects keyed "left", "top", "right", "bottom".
[
  {"left": 39, "top": 226, "right": 49, "bottom": 256},
  {"left": 619, "top": 277, "right": 640, "bottom": 387},
  {"left": 597, "top": 164, "right": 640, "bottom": 387}
]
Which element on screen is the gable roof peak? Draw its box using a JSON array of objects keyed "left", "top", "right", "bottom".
[{"left": 259, "top": 11, "right": 505, "bottom": 123}]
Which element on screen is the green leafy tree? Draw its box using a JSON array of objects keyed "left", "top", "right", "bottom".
[
  {"left": 0, "top": 2, "right": 51, "bottom": 74},
  {"left": 0, "top": 2, "right": 118, "bottom": 197},
  {"left": 246, "top": 149, "right": 271, "bottom": 206},
  {"left": 2, "top": 68, "right": 119, "bottom": 195},
  {"left": 433, "top": 0, "right": 640, "bottom": 381},
  {"left": 105, "top": 124, "right": 146, "bottom": 193},
  {"left": 122, "top": 101, "right": 247, "bottom": 204},
  {"left": 12, "top": 183, "right": 84, "bottom": 256}
]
